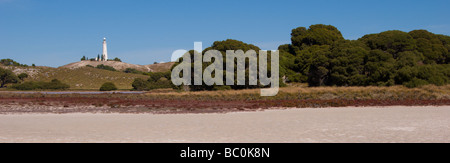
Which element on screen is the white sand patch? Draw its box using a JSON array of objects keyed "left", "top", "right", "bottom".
[{"left": 0, "top": 106, "right": 449, "bottom": 143}]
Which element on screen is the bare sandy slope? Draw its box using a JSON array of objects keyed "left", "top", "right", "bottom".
[
  {"left": 0, "top": 106, "right": 449, "bottom": 143},
  {"left": 60, "top": 61, "right": 154, "bottom": 72},
  {"left": 60, "top": 61, "right": 174, "bottom": 72}
]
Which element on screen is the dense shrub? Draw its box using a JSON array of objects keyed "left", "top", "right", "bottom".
[
  {"left": 132, "top": 78, "right": 150, "bottom": 91},
  {"left": 131, "top": 71, "right": 173, "bottom": 91},
  {"left": 113, "top": 57, "right": 122, "bottom": 62},
  {"left": 12, "top": 79, "right": 70, "bottom": 90},
  {"left": 99, "top": 82, "right": 118, "bottom": 91},
  {"left": 0, "top": 67, "right": 19, "bottom": 87},
  {"left": 279, "top": 24, "right": 450, "bottom": 88},
  {"left": 124, "top": 68, "right": 143, "bottom": 74},
  {"left": 18, "top": 73, "right": 29, "bottom": 81},
  {"left": 0, "top": 59, "right": 28, "bottom": 67},
  {"left": 96, "top": 64, "right": 116, "bottom": 71}
]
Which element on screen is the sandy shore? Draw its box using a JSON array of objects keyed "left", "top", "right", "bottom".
[{"left": 0, "top": 106, "right": 449, "bottom": 143}]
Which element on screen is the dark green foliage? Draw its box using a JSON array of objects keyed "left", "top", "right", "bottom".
[
  {"left": 306, "top": 45, "right": 331, "bottom": 86},
  {"left": 404, "top": 78, "right": 429, "bottom": 88},
  {"left": 12, "top": 79, "right": 70, "bottom": 90},
  {"left": 0, "top": 59, "right": 28, "bottom": 67},
  {"left": 96, "top": 64, "right": 116, "bottom": 71},
  {"left": 81, "top": 56, "right": 86, "bottom": 61},
  {"left": 364, "top": 50, "right": 395, "bottom": 86},
  {"left": 124, "top": 68, "right": 143, "bottom": 74},
  {"left": 148, "top": 78, "right": 173, "bottom": 90},
  {"left": 47, "top": 79, "right": 70, "bottom": 90},
  {"left": 409, "top": 30, "right": 448, "bottom": 64},
  {"left": 205, "top": 39, "right": 262, "bottom": 90},
  {"left": 148, "top": 71, "right": 171, "bottom": 82},
  {"left": 113, "top": 57, "right": 122, "bottom": 62},
  {"left": 131, "top": 78, "right": 150, "bottom": 91},
  {"left": 291, "top": 24, "right": 344, "bottom": 47},
  {"left": 207, "top": 39, "right": 261, "bottom": 52},
  {"left": 281, "top": 24, "right": 450, "bottom": 88},
  {"left": 0, "top": 67, "right": 19, "bottom": 87},
  {"left": 171, "top": 39, "right": 265, "bottom": 91},
  {"left": 360, "top": 30, "right": 416, "bottom": 58},
  {"left": 99, "top": 82, "right": 118, "bottom": 91},
  {"left": 131, "top": 71, "right": 173, "bottom": 91},
  {"left": 18, "top": 73, "right": 29, "bottom": 81}
]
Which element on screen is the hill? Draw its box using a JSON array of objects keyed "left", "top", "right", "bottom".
[
  {"left": 23, "top": 66, "right": 149, "bottom": 90},
  {"left": 2, "top": 60, "right": 175, "bottom": 90},
  {"left": 146, "top": 62, "right": 175, "bottom": 72},
  {"left": 61, "top": 61, "right": 155, "bottom": 72},
  {"left": 60, "top": 61, "right": 175, "bottom": 72}
]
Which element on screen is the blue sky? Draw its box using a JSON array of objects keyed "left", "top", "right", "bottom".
[{"left": 0, "top": 0, "right": 449, "bottom": 67}]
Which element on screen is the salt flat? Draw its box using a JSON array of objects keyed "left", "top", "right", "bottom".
[{"left": 0, "top": 106, "right": 449, "bottom": 143}]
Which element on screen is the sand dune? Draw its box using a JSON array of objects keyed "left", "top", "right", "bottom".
[{"left": 0, "top": 106, "right": 449, "bottom": 143}]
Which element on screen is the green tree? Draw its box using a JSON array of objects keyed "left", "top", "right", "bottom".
[
  {"left": 18, "top": 73, "right": 29, "bottom": 81},
  {"left": 0, "top": 59, "right": 28, "bottom": 67},
  {"left": 275, "top": 25, "right": 450, "bottom": 88},
  {"left": 132, "top": 78, "right": 150, "bottom": 91},
  {"left": 113, "top": 57, "right": 122, "bottom": 62},
  {"left": 363, "top": 50, "right": 395, "bottom": 86},
  {"left": 171, "top": 39, "right": 263, "bottom": 91},
  {"left": 327, "top": 40, "right": 368, "bottom": 86},
  {"left": 81, "top": 56, "right": 86, "bottom": 61},
  {"left": 99, "top": 82, "right": 118, "bottom": 91},
  {"left": 409, "top": 30, "right": 447, "bottom": 64},
  {"left": 306, "top": 45, "right": 331, "bottom": 86},
  {"left": 359, "top": 30, "right": 415, "bottom": 58},
  {"left": 148, "top": 71, "right": 171, "bottom": 82},
  {"left": 291, "top": 24, "right": 344, "bottom": 48},
  {"left": 0, "top": 67, "right": 19, "bottom": 87}
]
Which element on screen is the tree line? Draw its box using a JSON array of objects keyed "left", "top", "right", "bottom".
[
  {"left": 279, "top": 24, "right": 449, "bottom": 87},
  {"left": 167, "top": 24, "right": 449, "bottom": 89}
]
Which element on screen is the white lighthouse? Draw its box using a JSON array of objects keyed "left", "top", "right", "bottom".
[{"left": 102, "top": 38, "right": 108, "bottom": 61}]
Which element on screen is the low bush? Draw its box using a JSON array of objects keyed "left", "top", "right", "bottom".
[
  {"left": 96, "top": 64, "right": 116, "bottom": 71},
  {"left": 131, "top": 71, "right": 173, "bottom": 91},
  {"left": 124, "top": 68, "right": 144, "bottom": 74},
  {"left": 100, "top": 82, "right": 118, "bottom": 91},
  {"left": 12, "top": 79, "right": 70, "bottom": 90}
]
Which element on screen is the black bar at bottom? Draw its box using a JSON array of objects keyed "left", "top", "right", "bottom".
[{"left": 2, "top": 143, "right": 441, "bottom": 161}]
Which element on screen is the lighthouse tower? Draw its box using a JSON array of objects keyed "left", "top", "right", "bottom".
[{"left": 102, "top": 38, "right": 108, "bottom": 61}]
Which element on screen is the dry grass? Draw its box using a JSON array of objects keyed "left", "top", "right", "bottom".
[
  {"left": 131, "top": 84, "right": 449, "bottom": 101},
  {"left": 25, "top": 66, "right": 148, "bottom": 90},
  {"left": 1, "top": 85, "right": 449, "bottom": 112},
  {"left": 146, "top": 62, "right": 175, "bottom": 72},
  {"left": 1, "top": 84, "right": 449, "bottom": 101}
]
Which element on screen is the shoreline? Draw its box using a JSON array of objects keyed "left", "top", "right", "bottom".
[
  {"left": 0, "top": 105, "right": 448, "bottom": 115},
  {"left": 0, "top": 103, "right": 449, "bottom": 115},
  {"left": 1, "top": 85, "right": 449, "bottom": 114}
]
